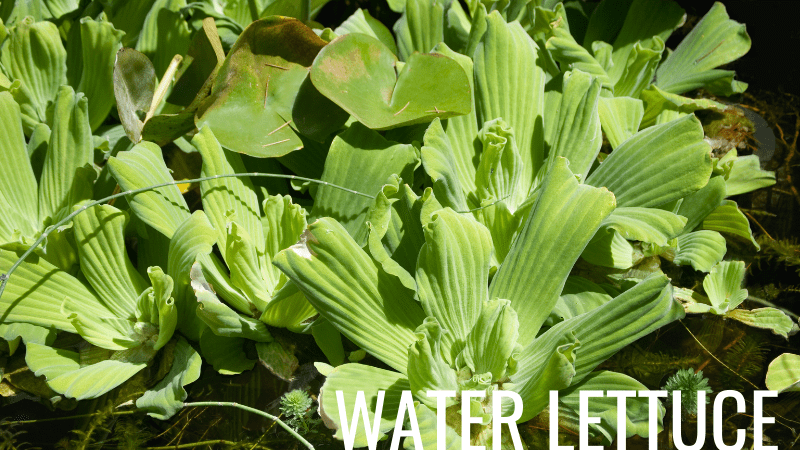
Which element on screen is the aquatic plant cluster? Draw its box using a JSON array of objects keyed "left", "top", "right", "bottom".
[{"left": 0, "top": 0, "right": 797, "bottom": 448}]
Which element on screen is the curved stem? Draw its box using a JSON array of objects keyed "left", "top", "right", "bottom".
[{"left": 182, "top": 402, "right": 313, "bottom": 450}]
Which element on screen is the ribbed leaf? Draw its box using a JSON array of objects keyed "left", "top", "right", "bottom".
[
  {"left": 262, "top": 194, "right": 307, "bottom": 288},
  {"left": 259, "top": 280, "right": 316, "bottom": 327},
  {"left": 335, "top": 9, "right": 397, "bottom": 55},
  {"left": 317, "top": 363, "right": 409, "bottom": 446},
  {"left": 703, "top": 260, "right": 747, "bottom": 312},
  {"left": 38, "top": 86, "right": 93, "bottom": 223},
  {"left": 765, "top": 354, "right": 800, "bottom": 393},
  {"left": 135, "top": 0, "right": 190, "bottom": 76},
  {"left": 73, "top": 205, "right": 148, "bottom": 319},
  {"left": 198, "top": 330, "right": 255, "bottom": 375},
  {"left": 407, "top": 317, "right": 458, "bottom": 408},
  {"left": 640, "top": 84, "right": 729, "bottom": 128},
  {"left": 194, "top": 126, "right": 265, "bottom": 257},
  {"left": 546, "top": 25, "right": 612, "bottom": 89},
  {"left": 416, "top": 208, "right": 492, "bottom": 360},
  {"left": 490, "top": 157, "right": 615, "bottom": 346},
  {"left": 672, "top": 230, "right": 726, "bottom": 273},
  {"left": 725, "top": 155, "right": 775, "bottom": 196},
  {"left": 311, "top": 123, "right": 418, "bottom": 245},
  {"left": 407, "top": 404, "right": 462, "bottom": 450},
  {"left": 0, "top": 250, "right": 108, "bottom": 334},
  {"left": 0, "top": 92, "right": 38, "bottom": 241},
  {"left": 726, "top": 308, "right": 796, "bottom": 339},
  {"left": 393, "top": 0, "right": 443, "bottom": 60},
  {"left": 108, "top": 142, "right": 190, "bottom": 239},
  {"left": 168, "top": 211, "right": 216, "bottom": 340},
  {"left": 613, "top": 38, "right": 663, "bottom": 98},
  {"left": 602, "top": 207, "right": 687, "bottom": 246},
  {"left": 585, "top": 114, "right": 712, "bottom": 207},
  {"left": 274, "top": 218, "right": 426, "bottom": 373},
  {"left": 136, "top": 337, "right": 202, "bottom": 419},
  {"left": 655, "top": 2, "right": 750, "bottom": 96},
  {"left": 548, "top": 277, "right": 613, "bottom": 327},
  {"left": 597, "top": 96, "right": 643, "bottom": 149},
  {"left": 473, "top": 12, "right": 546, "bottom": 190},
  {"left": 421, "top": 118, "right": 470, "bottom": 211},
  {"left": 68, "top": 16, "right": 125, "bottom": 130},
  {"left": 0, "top": 17, "right": 66, "bottom": 125},
  {"left": 676, "top": 176, "right": 726, "bottom": 234},
  {"left": 25, "top": 344, "right": 147, "bottom": 400},
  {"left": 460, "top": 299, "right": 519, "bottom": 382},
  {"left": 545, "top": 70, "right": 602, "bottom": 180},
  {"left": 225, "top": 222, "right": 269, "bottom": 312},
  {"left": 581, "top": 227, "right": 634, "bottom": 269},
  {"left": 558, "top": 371, "right": 663, "bottom": 443},
  {"left": 702, "top": 200, "right": 758, "bottom": 249}
]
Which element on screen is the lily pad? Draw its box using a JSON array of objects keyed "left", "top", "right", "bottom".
[
  {"left": 195, "top": 17, "right": 327, "bottom": 157},
  {"left": 310, "top": 32, "right": 471, "bottom": 130}
]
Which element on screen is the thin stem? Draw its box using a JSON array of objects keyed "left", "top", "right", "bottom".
[
  {"left": 147, "top": 55, "right": 183, "bottom": 122},
  {"left": 0, "top": 173, "right": 373, "bottom": 301},
  {"left": 4, "top": 410, "right": 136, "bottom": 425},
  {"left": 679, "top": 320, "right": 759, "bottom": 389},
  {"left": 182, "top": 402, "right": 313, "bottom": 450}
]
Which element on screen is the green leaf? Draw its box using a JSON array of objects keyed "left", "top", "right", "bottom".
[
  {"left": 474, "top": 11, "right": 546, "bottom": 188},
  {"left": 198, "top": 330, "right": 254, "bottom": 375},
  {"left": 138, "top": 267, "right": 177, "bottom": 351},
  {"left": 675, "top": 176, "right": 726, "bottom": 234},
  {"left": 191, "top": 263, "right": 272, "bottom": 342},
  {"left": 74, "top": 205, "right": 149, "bottom": 320},
  {"left": 194, "top": 126, "right": 264, "bottom": 257},
  {"left": 420, "top": 118, "right": 470, "bottom": 211},
  {"left": 655, "top": 2, "right": 750, "bottom": 96},
  {"left": 225, "top": 221, "right": 269, "bottom": 312},
  {"left": 702, "top": 200, "right": 758, "bottom": 249},
  {"left": 311, "top": 123, "right": 418, "bottom": 245},
  {"left": 262, "top": 194, "right": 307, "bottom": 286},
  {"left": 68, "top": 16, "right": 125, "bottom": 131},
  {"left": 274, "top": 218, "right": 426, "bottom": 373},
  {"left": 0, "top": 323, "right": 54, "bottom": 355},
  {"left": 558, "top": 371, "right": 663, "bottom": 443},
  {"left": 416, "top": 208, "right": 492, "bottom": 360},
  {"left": 393, "top": 0, "right": 443, "bottom": 60},
  {"left": 548, "top": 277, "right": 613, "bottom": 327},
  {"left": 25, "top": 343, "right": 147, "bottom": 400},
  {"left": 406, "top": 403, "right": 462, "bottom": 450},
  {"left": 256, "top": 340, "right": 299, "bottom": 381},
  {"left": 335, "top": 9, "right": 397, "bottom": 56},
  {"left": 311, "top": 317, "right": 345, "bottom": 366},
  {"left": 640, "top": 84, "right": 729, "bottom": 128},
  {"left": 136, "top": 337, "right": 202, "bottom": 420},
  {"left": 259, "top": 279, "right": 316, "bottom": 327},
  {"left": 581, "top": 227, "right": 634, "bottom": 270},
  {"left": 703, "top": 260, "right": 747, "bottom": 312},
  {"left": 168, "top": 211, "right": 216, "bottom": 340},
  {"left": 0, "top": 250, "right": 106, "bottom": 334},
  {"left": 597, "top": 96, "right": 643, "bottom": 149},
  {"left": 585, "top": 114, "right": 712, "bottom": 208},
  {"left": 612, "top": 37, "right": 664, "bottom": 98},
  {"left": 602, "top": 207, "right": 687, "bottom": 246},
  {"left": 726, "top": 308, "right": 796, "bottom": 339},
  {"left": 545, "top": 70, "right": 602, "bottom": 180},
  {"left": 672, "top": 230, "right": 726, "bottom": 273},
  {"left": 490, "top": 157, "right": 616, "bottom": 346},
  {"left": 474, "top": 118, "right": 523, "bottom": 206},
  {"left": 0, "top": 17, "right": 66, "bottom": 125},
  {"left": 38, "top": 86, "right": 93, "bottom": 223},
  {"left": 407, "top": 317, "right": 458, "bottom": 407},
  {"left": 546, "top": 25, "right": 612, "bottom": 89},
  {"left": 310, "top": 33, "right": 471, "bottom": 130},
  {"left": 725, "top": 155, "right": 775, "bottom": 196},
  {"left": 765, "top": 354, "right": 800, "bottom": 393},
  {"left": 316, "top": 363, "right": 409, "bottom": 446},
  {"left": 196, "top": 17, "right": 326, "bottom": 157},
  {"left": 460, "top": 299, "right": 520, "bottom": 382},
  {"left": 0, "top": 92, "right": 38, "bottom": 241},
  {"left": 113, "top": 48, "right": 157, "bottom": 143},
  {"left": 108, "top": 142, "right": 190, "bottom": 239},
  {"left": 135, "top": 0, "right": 191, "bottom": 76}
]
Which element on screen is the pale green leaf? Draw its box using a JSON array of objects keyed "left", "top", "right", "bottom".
[
  {"left": 581, "top": 227, "right": 634, "bottom": 269},
  {"left": 137, "top": 337, "right": 202, "bottom": 419},
  {"left": 135, "top": 0, "right": 190, "bottom": 76},
  {"left": 310, "top": 123, "right": 418, "bottom": 245},
  {"left": 420, "top": 118, "right": 470, "bottom": 211},
  {"left": 602, "top": 207, "right": 687, "bottom": 246},
  {"left": 460, "top": 299, "right": 519, "bottom": 382},
  {"left": 490, "top": 157, "right": 616, "bottom": 346},
  {"left": 0, "top": 92, "right": 38, "bottom": 241},
  {"left": 474, "top": 118, "right": 523, "bottom": 206},
  {"left": 274, "top": 218, "right": 426, "bottom": 373},
  {"left": 335, "top": 9, "right": 397, "bottom": 55},
  {"left": 0, "top": 17, "right": 66, "bottom": 125},
  {"left": 597, "top": 96, "right": 643, "bottom": 149},
  {"left": 726, "top": 308, "right": 796, "bottom": 339},
  {"left": 702, "top": 200, "right": 758, "bottom": 249},
  {"left": 261, "top": 194, "right": 307, "bottom": 288},
  {"left": 725, "top": 155, "right": 775, "bottom": 196},
  {"left": 38, "top": 86, "right": 93, "bottom": 223},
  {"left": 675, "top": 176, "right": 726, "bottom": 234},
  {"left": 73, "top": 205, "right": 147, "bottom": 319},
  {"left": 259, "top": 279, "right": 316, "bottom": 327},
  {"left": 407, "top": 317, "right": 458, "bottom": 408},
  {"left": 112, "top": 48, "right": 156, "bottom": 143},
  {"left": 546, "top": 25, "right": 611, "bottom": 89},
  {"left": 655, "top": 2, "right": 750, "bottom": 96},
  {"left": 25, "top": 343, "right": 147, "bottom": 400},
  {"left": 613, "top": 37, "right": 663, "bottom": 98},
  {"left": 394, "top": 0, "right": 443, "bottom": 60},
  {"left": 640, "top": 84, "right": 729, "bottom": 128},
  {"left": 704, "top": 260, "right": 747, "bottom": 312},
  {"left": 225, "top": 222, "right": 269, "bottom": 312},
  {"left": 108, "top": 141, "right": 190, "bottom": 239},
  {"left": 317, "top": 363, "right": 409, "bottom": 446},
  {"left": 474, "top": 12, "right": 546, "bottom": 191},
  {"left": 405, "top": 403, "right": 461, "bottom": 450},
  {"left": 585, "top": 114, "right": 712, "bottom": 207},
  {"left": 548, "top": 277, "right": 613, "bottom": 327},
  {"left": 765, "top": 354, "right": 800, "bottom": 393},
  {"left": 416, "top": 208, "right": 492, "bottom": 360},
  {"left": 672, "top": 230, "right": 726, "bottom": 273}
]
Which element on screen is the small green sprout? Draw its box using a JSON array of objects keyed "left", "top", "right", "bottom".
[{"left": 663, "top": 368, "right": 713, "bottom": 416}]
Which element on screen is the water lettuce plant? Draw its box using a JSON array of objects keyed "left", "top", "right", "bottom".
[{"left": 275, "top": 158, "right": 685, "bottom": 447}]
